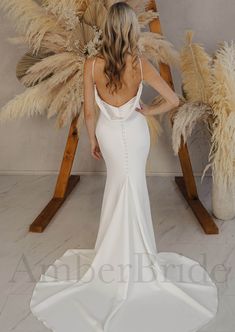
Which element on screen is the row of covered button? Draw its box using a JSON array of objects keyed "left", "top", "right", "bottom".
[{"left": 120, "top": 119, "right": 129, "bottom": 173}]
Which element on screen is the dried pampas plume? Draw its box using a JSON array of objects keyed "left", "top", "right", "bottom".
[
  {"left": 175, "top": 31, "right": 235, "bottom": 189},
  {"left": 202, "top": 41, "right": 235, "bottom": 189},
  {"left": 180, "top": 30, "right": 213, "bottom": 103},
  {"left": 172, "top": 101, "right": 213, "bottom": 155},
  {"left": 0, "top": 82, "right": 57, "bottom": 123},
  {"left": 138, "top": 32, "right": 180, "bottom": 69},
  {"left": 0, "top": 0, "right": 67, "bottom": 55}
]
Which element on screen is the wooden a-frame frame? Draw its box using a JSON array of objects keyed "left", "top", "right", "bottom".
[{"left": 29, "top": 0, "right": 219, "bottom": 234}]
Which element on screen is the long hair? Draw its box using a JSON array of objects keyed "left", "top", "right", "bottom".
[{"left": 98, "top": 2, "right": 141, "bottom": 94}]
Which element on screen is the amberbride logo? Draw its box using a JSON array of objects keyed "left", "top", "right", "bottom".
[{"left": 9, "top": 251, "right": 231, "bottom": 287}]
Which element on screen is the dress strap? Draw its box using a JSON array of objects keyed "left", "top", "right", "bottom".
[
  {"left": 138, "top": 56, "right": 143, "bottom": 81},
  {"left": 92, "top": 57, "right": 96, "bottom": 84}
]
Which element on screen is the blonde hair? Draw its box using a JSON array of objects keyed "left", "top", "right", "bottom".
[{"left": 98, "top": 2, "right": 141, "bottom": 94}]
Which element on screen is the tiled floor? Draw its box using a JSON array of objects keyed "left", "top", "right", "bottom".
[{"left": 0, "top": 174, "right": 233, "bottom": 331}]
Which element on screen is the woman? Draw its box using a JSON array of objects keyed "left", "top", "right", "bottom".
[
  {"left": 84, "top": 8, "right": 179, "bottom": 161},
  {"left": 30, "top": 2, "right": 218, "bottom": 332}
]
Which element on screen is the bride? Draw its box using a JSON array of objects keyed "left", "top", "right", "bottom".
[{"left": 30, "top": 2, "right": 218, "bottom": 332}]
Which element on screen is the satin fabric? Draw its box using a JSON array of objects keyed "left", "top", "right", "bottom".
[{"left": 30, "top": 75, "right": 218, "bottom": 332}]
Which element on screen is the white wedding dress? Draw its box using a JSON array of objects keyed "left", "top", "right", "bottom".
[{"left": 30, "top": 56, "right": 218, "bottom": 332}]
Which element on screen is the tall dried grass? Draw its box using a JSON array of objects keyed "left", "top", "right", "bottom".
[
  {"left": 180, "top": 30, "right": 213, "bottom": 103},
  {"left": 202, "top": 41, "right": 235, "bottom": 188}
]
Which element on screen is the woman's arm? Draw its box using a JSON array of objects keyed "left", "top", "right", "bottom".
[
  {"left": 136, "top": 56, "right": 180, "bottom": 116},
  {"left": 83, "top": 58, "right": 102, "bottom": 160}
]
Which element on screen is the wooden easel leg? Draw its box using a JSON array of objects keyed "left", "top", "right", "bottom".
[
  {"left": 147, "top": 0, "right": 218, "bottom": 234},
  {"left": 29, "top": 115, "right": 80, "bottom": 233},
  {"left": 176, "top": 140, "right": 218, "bottom": 234}
]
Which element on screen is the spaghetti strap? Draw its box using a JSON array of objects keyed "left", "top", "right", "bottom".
[
  {"left": 138, "top": 56, "right": 143, "bottom": 81},
  {"left": 92, "top": 57, "right": 96, "bottom": 84}
]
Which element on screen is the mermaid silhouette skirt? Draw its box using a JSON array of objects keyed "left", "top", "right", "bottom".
[{"left": 30, "top": 86, "right": 218, "bottom": 332}]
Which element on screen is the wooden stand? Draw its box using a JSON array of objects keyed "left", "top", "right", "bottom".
[{"left": 29, "top": 0, "right": 219, "bottom": 234}]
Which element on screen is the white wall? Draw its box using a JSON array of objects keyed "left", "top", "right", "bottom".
[{"left": 0, "top": 0, "right": 234, "bottom": 175}]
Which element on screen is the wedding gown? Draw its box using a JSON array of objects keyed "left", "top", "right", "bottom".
[{"left": 30, "top": 56, "right": 218, "bottom": 332}]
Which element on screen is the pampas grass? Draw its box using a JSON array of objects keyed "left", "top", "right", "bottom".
[
  {"left": 202, "top": 41, "right": 235, "bottom": 189},
  {"left": 0, "top": 0, "right": 42, "bottom": 34},
  {"left": 172, "top": 101, "right": 213, "bottom": 155},
  {"left": 47, "top": 70, "right": 83, "bottom": 124},
  {"left": 0, "top": 0, "right": 66, "bottom": 54},
  {"left": 21, "top": 52, "right": 83, "bottom": 87},
  {"left": 138, "top": 31, "right": 180, "bottom": 69},
  {"left": 180, "top": 30, "right": 213, "bottom": 103},
  {"left": 16, "top": 51, "right": 50, "bottom": 83},
  {"left": 0, "top": 83, "right": 57, "bottom": 123},
  {"left": 42, "top": 0, "right": 82, "bottom": 29},
  {"left": 39, "top": 31, "right": 71, "bottom": 54},
  {"left": 175, "top": 32, "right": 235, "bottom": 190},
  {"left": 82, "top": 1, "right": 107, "bottom": 29}
]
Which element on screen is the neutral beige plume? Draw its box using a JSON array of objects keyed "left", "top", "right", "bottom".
[
  {"left": 21, "top": 52, "right": 83, "bottom": 87},
  {"left": 172, "top": 101, "right": 213, "bottom": 155},
  {"left": 0, "top": 0, "right": 66, "bottom": 54},
  {"left": 180, "top": 30, "right": 212, "bottom": 103},
  {"left": 138, "top": 32, "right": 180, "bottom": 68},
  {"left": 0, "top": 83, "right": 56, "bottom": 123},
  {"left": 203, "top": 41, "right": 235, "bottom": 189}
]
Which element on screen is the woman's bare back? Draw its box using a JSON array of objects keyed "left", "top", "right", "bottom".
[{"left": 92, "top": 54, "right": 143, "bottom": 108}]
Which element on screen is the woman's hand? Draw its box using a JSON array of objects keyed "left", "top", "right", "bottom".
[
  {"left": 90, "top": 137, "right": 102, "bottom": 160},
  {"left": 135, "top": 101, "right": 151, "bottom": 115}
]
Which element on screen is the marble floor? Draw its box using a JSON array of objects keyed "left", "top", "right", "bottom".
[{"left": 0, "top": 174, "right": 234, "bottom": 332}]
